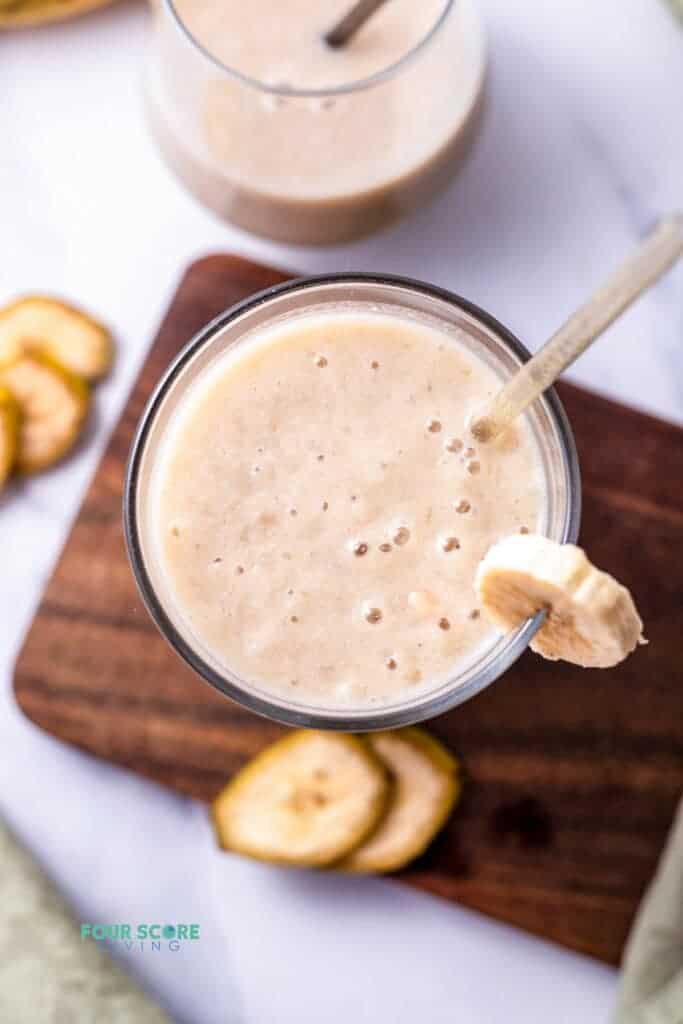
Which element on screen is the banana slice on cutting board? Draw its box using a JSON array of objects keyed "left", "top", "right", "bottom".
[
  {"left": 475, "top": 533, "right": 644, "bottom": 668},
  {"left": 0, "top": 354, "right": 89, "bottom": 474},
  {"left": 0, "top": 297, "right": 112, "bottom": 380},
  {"left": 211, "top": 731, "right": 390, "bottom": 868},
  {"left": 340, "top": 728, "right": 461, "bottom": 874},
  {"left": 0, "top": 386, "right": 20, "bottom": 489},
  {"left": 0, "top": 0, "right": 116, "bottom": 30}
]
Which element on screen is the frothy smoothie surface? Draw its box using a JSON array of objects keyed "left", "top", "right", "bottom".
[
  {"left": 174, "top": 0, "right": 449, "bottom": 89},
  {"left": 152, "top": 313, "right": 544, "bottom": 710}
]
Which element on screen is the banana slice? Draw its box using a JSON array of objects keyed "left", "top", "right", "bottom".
[
  {"left": 340, "top": 728, "right": 461, "bottom": 874},
  {"left": 211, "top": 731, "right": 390, "bottom": 868},
  {"left": 0, "top": 297, "right": 112, "bottom": 381},
  {"left": 476, "top": 533, "right": 644, "bottom": 668},
  {"left": 0, "top": 0, "right": 115, "bottom": 30},
  {"left": 0, "top": 355, "right": 89, "bottom": 474},
  {"left": 0, "top": 386, "right": 20, "bottom": 488}
]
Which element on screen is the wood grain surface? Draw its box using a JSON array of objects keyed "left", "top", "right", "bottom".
[{"left": 13, "top": 255, "right": 683, "bottom": 965}]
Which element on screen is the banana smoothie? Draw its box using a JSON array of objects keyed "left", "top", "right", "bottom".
[
  {"left": 146, "top": 0, "right": 486, "bottom": 243},
  {"left": 149, "top": 310, "right": 544, "bottom": 710}
]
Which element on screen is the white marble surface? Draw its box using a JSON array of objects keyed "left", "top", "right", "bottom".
[{"left": 1, "top": 0, "right": 682, "bottom": 1020}]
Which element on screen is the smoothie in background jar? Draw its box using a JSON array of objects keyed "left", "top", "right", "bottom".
[{"left": 145, "top": 0, "right": 486, "bottom": 243}]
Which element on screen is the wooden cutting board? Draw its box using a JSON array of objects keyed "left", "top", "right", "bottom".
[{"left": 14, "top": 255, "right": 683, "bottom": 965}]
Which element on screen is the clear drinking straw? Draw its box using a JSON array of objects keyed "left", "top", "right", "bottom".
[{"left": 471, "top": 213, "right": 683, "bottom": 443}]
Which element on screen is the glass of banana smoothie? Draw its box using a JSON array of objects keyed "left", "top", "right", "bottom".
[
  {"left": 144, "top": 0, "right": 486, "bottom": 244},
  {"left": 125, "top": 276, "right": 580, "bottom": 729}
]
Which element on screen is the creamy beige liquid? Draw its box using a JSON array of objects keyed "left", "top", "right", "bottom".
[
  {"left": 151, "top": 312, "right": 544, "bottom": 710},
  {"left": 148, "top": 0, "right": 486, "bottom": 243},
  {"left": 175, "top": 0, "right": 449, "bottom": 89}
]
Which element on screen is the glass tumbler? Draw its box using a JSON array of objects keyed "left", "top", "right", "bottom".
[{"left": 124, "top": 275, "right": 581, "bottom": 730}]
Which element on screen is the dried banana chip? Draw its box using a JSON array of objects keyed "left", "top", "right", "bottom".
[
  {"left": 0, "top": 355, "right": 89, "bottom": 474},
  {"left": 0, "top": 385, "right": 19, "bottom": 488},
  {"left": 0, "top": 296, "right": 112, "bottom": 381},
  {"left": 340, "top": 728, "right": 461, "bottom": 874},
  {"left": 0, "top": 0, "right": 115, "bottom": 29},
  {"left": 211, "top": 731, "right": 390, "bottom": 868}
]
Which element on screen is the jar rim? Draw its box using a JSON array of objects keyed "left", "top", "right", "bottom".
[
  {"left": 124, "top": 273, "right": 582, "bottom": 731},
  {"left": 160, "top": 0, "right": 458, "bottom": 99}
]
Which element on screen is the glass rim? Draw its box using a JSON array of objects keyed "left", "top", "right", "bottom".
[
  {"left": 159, "top": 0, "right": 458, "bottom": 99},
  {"left": 124, "top": 273, "right": 582, "bottom": 731}
]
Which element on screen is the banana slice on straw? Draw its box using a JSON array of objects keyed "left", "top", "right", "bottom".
[
  {"left": 0, "top": 297, "right": 112, "bottom": 381},
  {"left": 339, "top": 729, "right": 458, "bottom": 872},
  {"left": 0, "top": 355, "right": 89, "bottom": 474},
  {"left": 476, "top": 533, "right": 644, "bottom": 668},
  {"left": 0, "top": 386, "right": 19, "bottom": 489},
  {"left": 340, "top": 728, "right": 460, "bottom": 874},
  {"left": 211, "top": 731, "right": 390, "bottom": 868}
]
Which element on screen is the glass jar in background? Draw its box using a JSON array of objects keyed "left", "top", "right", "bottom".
[{"left": 144, "top": 0, "right": 487, "bottom": 245}]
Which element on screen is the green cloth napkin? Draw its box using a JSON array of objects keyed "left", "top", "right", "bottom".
[
  {"left": 614, "top": 797, "right": 683, "bottom": 1023},
  {"left": 0, "top": 819, "right": 171, "bottom": 1023}
]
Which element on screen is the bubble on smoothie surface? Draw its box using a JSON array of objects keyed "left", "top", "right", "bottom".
[
  {"left": 322, "top": 501, "right": 329, "bottom": 511},
  {"left": 378, "top": 542, "right": 392, "bottom": 553},
  {"left": 365, "top": 607, "right": 383, "bottom": 624},
  {"left": 235, "top": 565, "right": 245, "bottom": 575},
  {"left": 371, "top": 361, "right": 380, "bottom": 370},
  {"left": 353, "top": 542, "right": 369, "bottom": 557},
  {"left": 393, "top": 526, "right": 410, "bottom": 546},
  {"left": 455, "top": 499, "right": 471, "bottom": 514},
  {"left": 469, "top": 609, "right": 480, "bottom": 620},
  {"left": 386, "top": 657, "right": 398, "bottom": 670},
  {"left": 520, "top": 525, "right": 530, "bottom": 534},
  {"left": 441, "top": 536, "right": 460, "bottom": 552},
  {"left": 470, "top": 415, "right": 495, "bottom": 443},
  {"left": 464, "top": 447, "right": 476, "bottom": 459},
  {"left": 446, "top": 437, "right": 463, "bottom": 453},
  {"left": 466, "top": 460, "right": 481, "bottom": 475},
  {"left": 309, "top": 95, "right": 336, "bottom": 113},
  {"left": 427, "top": 419, "right": 442, "bottom": 433},
  {"left": 261, "top": 81, "right": 289, "bottom": 112},
  {"left": 314, "top": 355, "right": 328, "bottom": 368},
  {"left": 262, "top": 93, "right": 286, "bottom": 113},
  {"left": 438, "top": 617, "right": 451, "bottom": 631}
]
